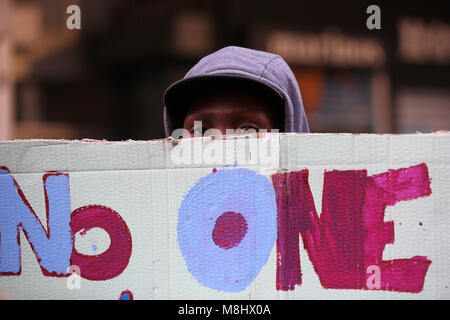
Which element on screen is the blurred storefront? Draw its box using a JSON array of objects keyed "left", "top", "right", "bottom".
[{"left": 1, "top": 0, "right": 449, "bottom": 140}]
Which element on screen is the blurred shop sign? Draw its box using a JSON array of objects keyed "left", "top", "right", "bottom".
[
  {"left": 398, "top": 18, "right": 450, "bottom": 64},
  {"left": 397, "top": 89, "right": 450, "bottom": 133},
  {"left": 266, "top": 30, "right": 385, "bottom": 67}
]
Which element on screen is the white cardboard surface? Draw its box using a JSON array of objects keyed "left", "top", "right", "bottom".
[{"left": 0, "top": 133, "right": 449, "bottom": 299}]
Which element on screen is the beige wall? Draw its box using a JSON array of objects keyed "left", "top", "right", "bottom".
[
  {"left": 2, "top": 0, "right": 81, "bottom": 140},
  {"left": 0, "top": 0, "right": 13, "bottom": 141}
]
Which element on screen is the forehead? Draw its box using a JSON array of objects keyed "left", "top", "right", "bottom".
[
  {"left": 186, "top": 91, "right": 272, "bottom": 115},
  {"left": 181, "top": 79, "right": 285, "bottom": 129}
]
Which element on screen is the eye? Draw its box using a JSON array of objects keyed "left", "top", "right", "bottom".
[{"left": 240, "top": 125, "right": 259, "bottom": 133}]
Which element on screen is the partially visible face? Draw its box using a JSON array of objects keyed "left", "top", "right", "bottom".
[{"left": 183, "top": 90, "right": 283, "bottom": 136}]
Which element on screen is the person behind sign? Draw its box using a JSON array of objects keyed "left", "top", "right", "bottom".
[{"left": 163, "top": 46, "right": 309, "bottom": 137}]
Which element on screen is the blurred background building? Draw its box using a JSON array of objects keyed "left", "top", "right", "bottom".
[{"left": 0, "top": 0, "right": 449, "bottom": 140}]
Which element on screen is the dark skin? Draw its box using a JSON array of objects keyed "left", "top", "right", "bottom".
[{"left": 183, "top": 90, "right": 283, "bottom": 136}]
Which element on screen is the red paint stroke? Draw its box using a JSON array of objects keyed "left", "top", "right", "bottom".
[
  {"left": 0, "top": 167, "right": 69, "bottom": 277},
  {"left": 70, "top": 205, "right": 132, "bottom": 281},
  {"left": 272, "top": 170, "right": 314, "bottom": 290},
  {"left": 212, "top": 211, "right": 248, "bottom": 249},
  {"left": 362, "top": 163, "right": 432, "bottom": 292},
  {"left": 272, "top": 163, "right": 432, "bottom": 293}
]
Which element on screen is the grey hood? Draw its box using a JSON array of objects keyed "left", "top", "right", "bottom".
[{"left": 163, "top": 46, "right": 309, "bottom": 136}]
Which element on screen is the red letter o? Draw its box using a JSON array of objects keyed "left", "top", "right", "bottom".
[{"left": 70, "top": 205, "right": 132, "bottom": 281}]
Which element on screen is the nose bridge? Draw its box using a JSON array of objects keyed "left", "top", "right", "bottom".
[
  {"left": 203, "top": 116, "right": 234, "bottom": 135},
  {"left": 204, "top": 125, "right": 227, "bottom": 136},
  {"left": 217, "top": 126, "right": 228, "bottom": 135}
]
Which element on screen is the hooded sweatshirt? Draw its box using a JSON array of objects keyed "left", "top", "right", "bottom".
[{"left": 163, "top": 46, "right": 309, "bottom": 136}]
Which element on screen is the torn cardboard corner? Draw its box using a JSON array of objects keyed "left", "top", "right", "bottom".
[{"left": 0, "top": 133, "right": 449, "bottom": 300}]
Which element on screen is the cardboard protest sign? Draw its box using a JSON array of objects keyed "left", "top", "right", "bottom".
[{"left": 0, "top": 133, "right": 449, "bottom": 299}]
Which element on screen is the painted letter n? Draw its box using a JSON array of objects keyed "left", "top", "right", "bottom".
[{"left": 0, "top": 167, "right": 72, "bottom": 276}]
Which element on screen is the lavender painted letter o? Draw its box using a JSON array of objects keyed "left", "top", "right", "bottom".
[{"left": 177, "top": 168, "right": 277, "bottom": 292}]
